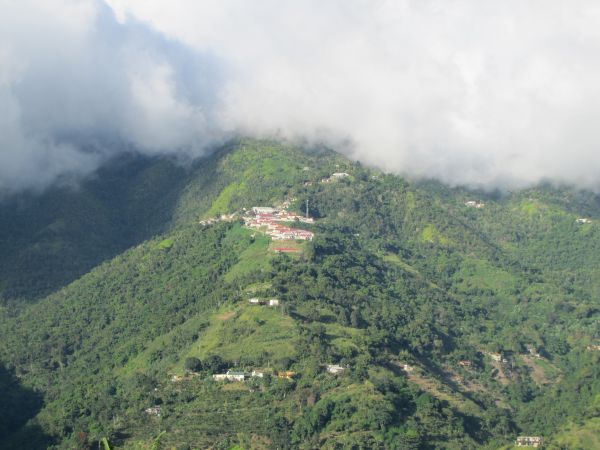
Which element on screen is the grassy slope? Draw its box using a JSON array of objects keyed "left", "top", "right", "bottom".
[
  {"left": 552, "top": 418, "right": 600, "bottom": 449},
  {"left": 0, "top": 154, "right": 192, "bottom": 303}
]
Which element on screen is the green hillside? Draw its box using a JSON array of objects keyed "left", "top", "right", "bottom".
[
  {"left": 1, "top": 140, "right": 600, "bottom": 449},
  {"left": 0, "top": 153, "right": 192, "bottom": 303}
]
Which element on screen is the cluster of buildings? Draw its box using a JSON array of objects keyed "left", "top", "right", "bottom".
[
  {"left": 199, "top": 203, "right": 315, "bottom": 243},
  {"left": 244, "top": 206, "right": 314, "bottom": 241},
  {"left": 212, "top": 369, "right": 295, "bottom": 382},
  {"left": 211, "top": 365, "right": 346, "bottom": 383},
  {"left": 586, "top": 344, "right": 600, "bottom": 351}
]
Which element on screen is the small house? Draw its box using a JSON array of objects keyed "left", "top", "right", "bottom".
[
  {"left": 515, "top": 436, "right": 543, "bottom": 447},
  {"left": 249, "top": 298, "right": 264, "bottom": 305},
  {"left": 326, "top": 364, "right": 346, "bottom": 375},
  {"left": 212, "top": 373, "right": 228, "bottom": 381},
  {"left": 277, "top": 371, "right": 296, "bottom": 379},
  {"left": 145, "top": 406, "right": 161, "bottom": 416},
  {"left": 458, "top": 360, "right": 472, "bottom": 367},
  {"left": 487, "top": 352, "right": 502, "bottom": 362},
  {"left": 401, "top": 363, "right": 414, "bottom": 372},
  {"left": 251, "top": 370, "right": 265, "bottom": 378},
  {"left": 576, "top": 218, "right": 591, "bottom": 224},
  {"left": 331, "top": 172, "right": 350, "bottom": 178},
  {"left": 465, "top": 200, "right": 485, "bottom": 208},
  {"left": 268, "top": 299, "right": 280, "bottom": 307}
]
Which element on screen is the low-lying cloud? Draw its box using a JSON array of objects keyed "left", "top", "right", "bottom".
[
  {"left": 3, "top": 0, "right": 600, "bottom": 193},
  {"left": 0, "top": 0, "right": 226, "bottom": 194}
]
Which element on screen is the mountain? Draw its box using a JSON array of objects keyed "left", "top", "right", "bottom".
[{"left": 1, "top": 139, "right": 600, "bottom": 449}]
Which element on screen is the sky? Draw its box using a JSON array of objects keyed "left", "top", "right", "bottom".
[{"left": 2, "top": 0, "right": 600, "bottom": 194}]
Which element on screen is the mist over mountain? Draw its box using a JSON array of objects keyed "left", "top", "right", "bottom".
[
  {"left": 3, "top": 0, "right": 600, "bottom": 194},
  {"left": 0, "top": 0, "right": 227, "bottom": 194}
]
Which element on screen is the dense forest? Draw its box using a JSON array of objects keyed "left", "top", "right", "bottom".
[{"left": 1, "top": 140, "right": 599, "bottom": 449}]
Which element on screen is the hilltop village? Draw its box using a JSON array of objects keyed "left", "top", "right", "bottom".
[
  {"left": 243, "top": 206, "right": 314, "bottom": 241},
  {"left": 200, "top": 202, "right": 316, "bottom": 245},
  {"left": 198, "top": 170, "right": 351, "bottom": 236}
]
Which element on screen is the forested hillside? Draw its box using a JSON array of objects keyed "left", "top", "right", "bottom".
[{"left": 1, "top": 140, "right": 599, "bottom": 449}]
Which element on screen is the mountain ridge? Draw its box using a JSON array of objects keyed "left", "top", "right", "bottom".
[{"left": 1, "top": 139, "right": 599, "bottom": 449}]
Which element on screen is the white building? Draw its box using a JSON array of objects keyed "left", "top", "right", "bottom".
[
  {"left": 326, "top": 364, "right": 346, "bottom": 374},
  {"left": 268, "top": 299, "right": 280, "bottom": 307},
  {"left": 401, "top": 364, "right": 415, "bottom": 373},
  {"left": 294, "top": 230, "right": 314, "bottom": 241},
  {"left": 331, "top": 172, "right": 350, "bottom": 178},
  {"left": 145, "top": 406, "right": 161, "bottom": 416},
  {"left": 515, "top": 436, "right": 543, "bottom": 447},
  {"left": 465, "top": 200, "right": 485, "bottom": 208},
  {"left": 213, "top": 370, "right": 246, "bottom": 382}
]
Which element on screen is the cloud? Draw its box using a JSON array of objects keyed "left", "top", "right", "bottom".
[
  {"left": 0, "top": 0, "right": 227, "bottom": 194},
  {"left": 3, "top": 0, "right": 600, "bottom": 192}
]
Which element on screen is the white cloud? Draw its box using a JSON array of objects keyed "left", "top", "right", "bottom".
[
  {"left": 0, "top": 0, "right": 227, "bottom": 194},
  {"left": 3, "top": 0, "right": 600, "bottom": 192}
]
